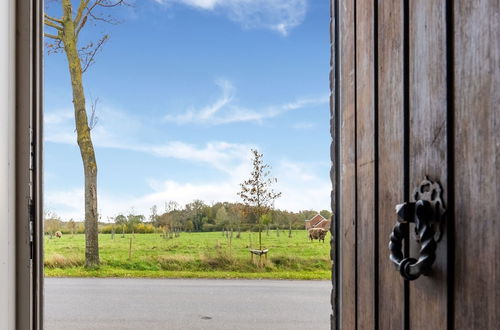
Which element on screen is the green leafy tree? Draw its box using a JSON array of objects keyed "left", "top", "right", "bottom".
[
  {"left": 228, "top": 204, "right": 244, "bottom": 238},
  {"left": 44, "top": 211, "right": 62, "bottom": 238},
  {"left": 149, "top": 205, "right": 159, "bottom": 226},
  {"left": 320, "top": 209, "right": 332, "bottom": 220},
  {"left": 186, "top": 200, "right": 208, "bottom": 232},
  {"left": 68, "top": 218, "right": 77, "bottom": 237},
  {"left": 299, "top": 210, "right": 317, "bottom": 221},
  {"left": 238, "top": 149, "right": 282, "bottom": 250},
  {"left": 126, "top": 213, "right": 145, "bottom": 233},
  {"left": 215, "top": 206, "right": 230, "bottom": 231},
  {"left": 185, "top": 220, "right": 194, "bottom": 232},
  {"left": 114, "top": 214, "right": 127, "bottom": 237},
  {"left": 260, "top": 213, "right": 272, "bottom": 236}
]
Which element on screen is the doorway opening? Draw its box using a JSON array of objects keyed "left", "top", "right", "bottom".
[{"left": 41, "top": 1, "right": 334, "bottom": 328}]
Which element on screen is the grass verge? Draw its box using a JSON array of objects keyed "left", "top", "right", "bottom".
[
  {"left": 44, "top": 232, "right": 331, "bottom": 280},
  {"left": 44, "top": 267, "right": 330, "bottom": 280}
]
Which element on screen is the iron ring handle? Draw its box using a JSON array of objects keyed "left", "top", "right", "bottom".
[{"left": 389, "top": 200, "right": 437, "bottom": 281}]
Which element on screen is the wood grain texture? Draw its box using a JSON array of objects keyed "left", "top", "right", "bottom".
[
  {"left": 377, "top": 0, "right": 406, "bottom": 329},
  {"left": 409, "top": 1, "right": 448, "bottom": 328},
  {"left": 355, "top": 0, "right": 376, "bottom": 328},
  {"left": 338, "top": 0, "right": 356, "bottom": 328},
  {"left": 453, "top": 0, "right": 500, "bottom": 329}
]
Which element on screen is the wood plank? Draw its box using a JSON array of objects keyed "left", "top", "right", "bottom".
[
  {"left": 453, "top": 0, "right": 500, "bottom": 328},
  {"left": 338, "top": 0, "right": 356, "bottom": 328},
  {"left": 377, "top": 0, "right": 406, "bottom": 328},
  {"left": 409, "top": 1, "right": 448, "bottom": 328},
  {"left": 355, "top": 0, "right": 376, "bottom": 328}
]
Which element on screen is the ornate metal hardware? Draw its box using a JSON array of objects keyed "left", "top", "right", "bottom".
[{"left": 389, "top": 177, "right": 445, "bottom": 281}]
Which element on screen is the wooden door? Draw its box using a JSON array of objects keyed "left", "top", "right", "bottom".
[{"left": 329, "top": 0, "right": 499, "bottom": 329}]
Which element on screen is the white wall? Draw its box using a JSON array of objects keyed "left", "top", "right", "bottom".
[{"left": 0, "top": 0, "right": 16, "bottom": 329}]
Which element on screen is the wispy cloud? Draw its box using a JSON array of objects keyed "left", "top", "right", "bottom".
[
  {"left": 45, "top": 158, "right": 331, "bottom": 220},
  {"left": 154, "top": 0, "right": 308, "bottom": 36},
  {"left": 44, "top": 105, "right": 254, "bottom": 175},
  {"left": 164, "top": 79, "right": 329, "bottom": 125},
  {"left": 165, "top": 79, "right": 234, "bottom": 124},
  {"left": 44, "top": 99, "right": 331, "bottom": 220}
]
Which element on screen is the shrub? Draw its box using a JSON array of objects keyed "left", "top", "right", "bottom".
[{"left": 155, "top": 255, "right": 197, "bottom": 271}]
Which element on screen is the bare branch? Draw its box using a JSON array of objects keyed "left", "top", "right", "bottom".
[
  {"left": 74, "top": 0, "right": 91, "bottom": 26},
  {"left": 80, "top": 35, "right": 109, "bottom": 73},
  {"left": 88, "top": 10, "right": 120, "bottom": 25},
  {"left": 44, "top": 13, "right": 64, "bottom": 24},
  {"left": 89, "top": 95, "right": 99, "bottom": 130},
  {"left": 44, "top": 33, "right": 60, "bottom": 40},
  {"left": 45, "top": 37, "right": 64, "bottom": 55},
  {"left": 97, "top": 0, "right": 126, "bottom": 8},
  {"left": 44, "top": 19, "right": 63, "bottom": 31},
  {"left": 75, "top": 15, "right": 89, "bottom": 37},
  {"left": 75, "top": 0, "right": 128, "bottom": 37}
]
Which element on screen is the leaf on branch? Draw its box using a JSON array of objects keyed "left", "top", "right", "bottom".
[{"left": 237, "top": 149, "right": 282, "bottom": 218}]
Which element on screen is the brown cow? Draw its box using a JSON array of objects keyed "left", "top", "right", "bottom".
[{"left": 308, "top": 228, "right": 328, "bottom": 242}]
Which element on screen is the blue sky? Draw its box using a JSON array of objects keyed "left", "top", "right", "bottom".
[{"left": 44, "top": 0, "right": 331, "bottom": 221}]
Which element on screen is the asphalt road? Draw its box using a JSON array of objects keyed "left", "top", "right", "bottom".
[{"left": 44, "top": 278, "right": 331, "bottom": 330}]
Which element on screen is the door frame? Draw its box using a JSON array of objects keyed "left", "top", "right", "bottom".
[
  {"left": 329, "top": 0, "right": 339, "bottom": 328},
  {"left": 15, "top": 0, "right": 44, "bottom": 329},
  {"left": 10, "top": 1, "right": 337, "bottom": 329}
]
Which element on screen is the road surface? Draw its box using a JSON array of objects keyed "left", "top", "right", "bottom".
[{"left": 44, "top": 278, "right": 331, "bottom": 329}]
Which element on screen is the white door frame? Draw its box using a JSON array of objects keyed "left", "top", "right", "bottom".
[
  {"left": 0, "top": 0, "right": 17, "bottom": 328},
  {"left": 0, "top": 1, "right": 43, "bottom": 329},
  {"left": 2, "top": 1, "right": 335, "bottom": 329}
]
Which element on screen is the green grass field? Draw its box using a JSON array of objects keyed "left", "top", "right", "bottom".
[{"left": 44, "top": 230, "right": 331, "bottom": 280}]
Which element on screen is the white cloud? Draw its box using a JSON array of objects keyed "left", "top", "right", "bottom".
[
  {"left": 156, "top": 0, "right": 308, "bottom": 36},
  {"left": 164, "top": 79, "right": 329, "bottom": 125},
  {"left": 144, "top": 141, "right": 253, "bottom": 175},
  {"left": 165, "top": 79, "right": 234, "bottom": 124},
  {"left": 44, "top": 98, "right": 331, "bottom": 220},
  {"left": 44, "top": 104, "right": 256, "bottom": 180},
  {"left": 45, "top": 157, "right": 331, "bottom": 220}
]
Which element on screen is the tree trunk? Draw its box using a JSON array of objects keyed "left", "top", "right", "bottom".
[
  {"left": 61, "top": 0, "right": 99, "bottom": 268},
  {"left": 258, "top": 222, "right": 262, "bottom": 250}
]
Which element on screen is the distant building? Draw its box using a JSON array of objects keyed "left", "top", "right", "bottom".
[{"left": 305, "top": 214, "right": 331, "bottom": 230}]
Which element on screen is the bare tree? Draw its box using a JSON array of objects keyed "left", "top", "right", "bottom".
[
  {"left": 44, "top": 0, "right": 127, "bottom": 268},
  {"left": 238, "top": 149, "right": 281, "bottom": 250}
]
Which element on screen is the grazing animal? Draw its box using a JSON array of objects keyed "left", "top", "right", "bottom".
[
  {"left": 308, "top": 228, "right": 328, "bottom": 242},
  {"left": 55, "top": 231, "right": 63, "bottom": 238}
]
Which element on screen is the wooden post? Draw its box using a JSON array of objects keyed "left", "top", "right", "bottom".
[{"left": 128, "top": 237, "right": 132, "bottom": 260}]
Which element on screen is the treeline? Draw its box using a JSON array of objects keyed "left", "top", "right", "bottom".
[{"left": 44, "top": 200, "right": 332, "bottom": 235}]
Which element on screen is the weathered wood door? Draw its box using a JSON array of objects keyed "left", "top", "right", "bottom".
[{"left": 330, "top": 0, "right": 499, "bottom": 329}]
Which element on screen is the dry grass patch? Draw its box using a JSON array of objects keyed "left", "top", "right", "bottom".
[{"left": 44, "top": 253, "right": 84, "bottom": 268}]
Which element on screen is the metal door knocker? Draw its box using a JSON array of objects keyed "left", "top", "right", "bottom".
[{"left": 389, "top": 177, "right": 445, "bottom": 280}]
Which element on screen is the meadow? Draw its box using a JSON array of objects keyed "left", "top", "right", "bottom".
[{"left": 44, "top": 230, "right": 331, "bottom": 280}]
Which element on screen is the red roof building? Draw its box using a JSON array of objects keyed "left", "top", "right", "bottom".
[{"left": 305, "top": 214, "right": 331, "bottom": 230}]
